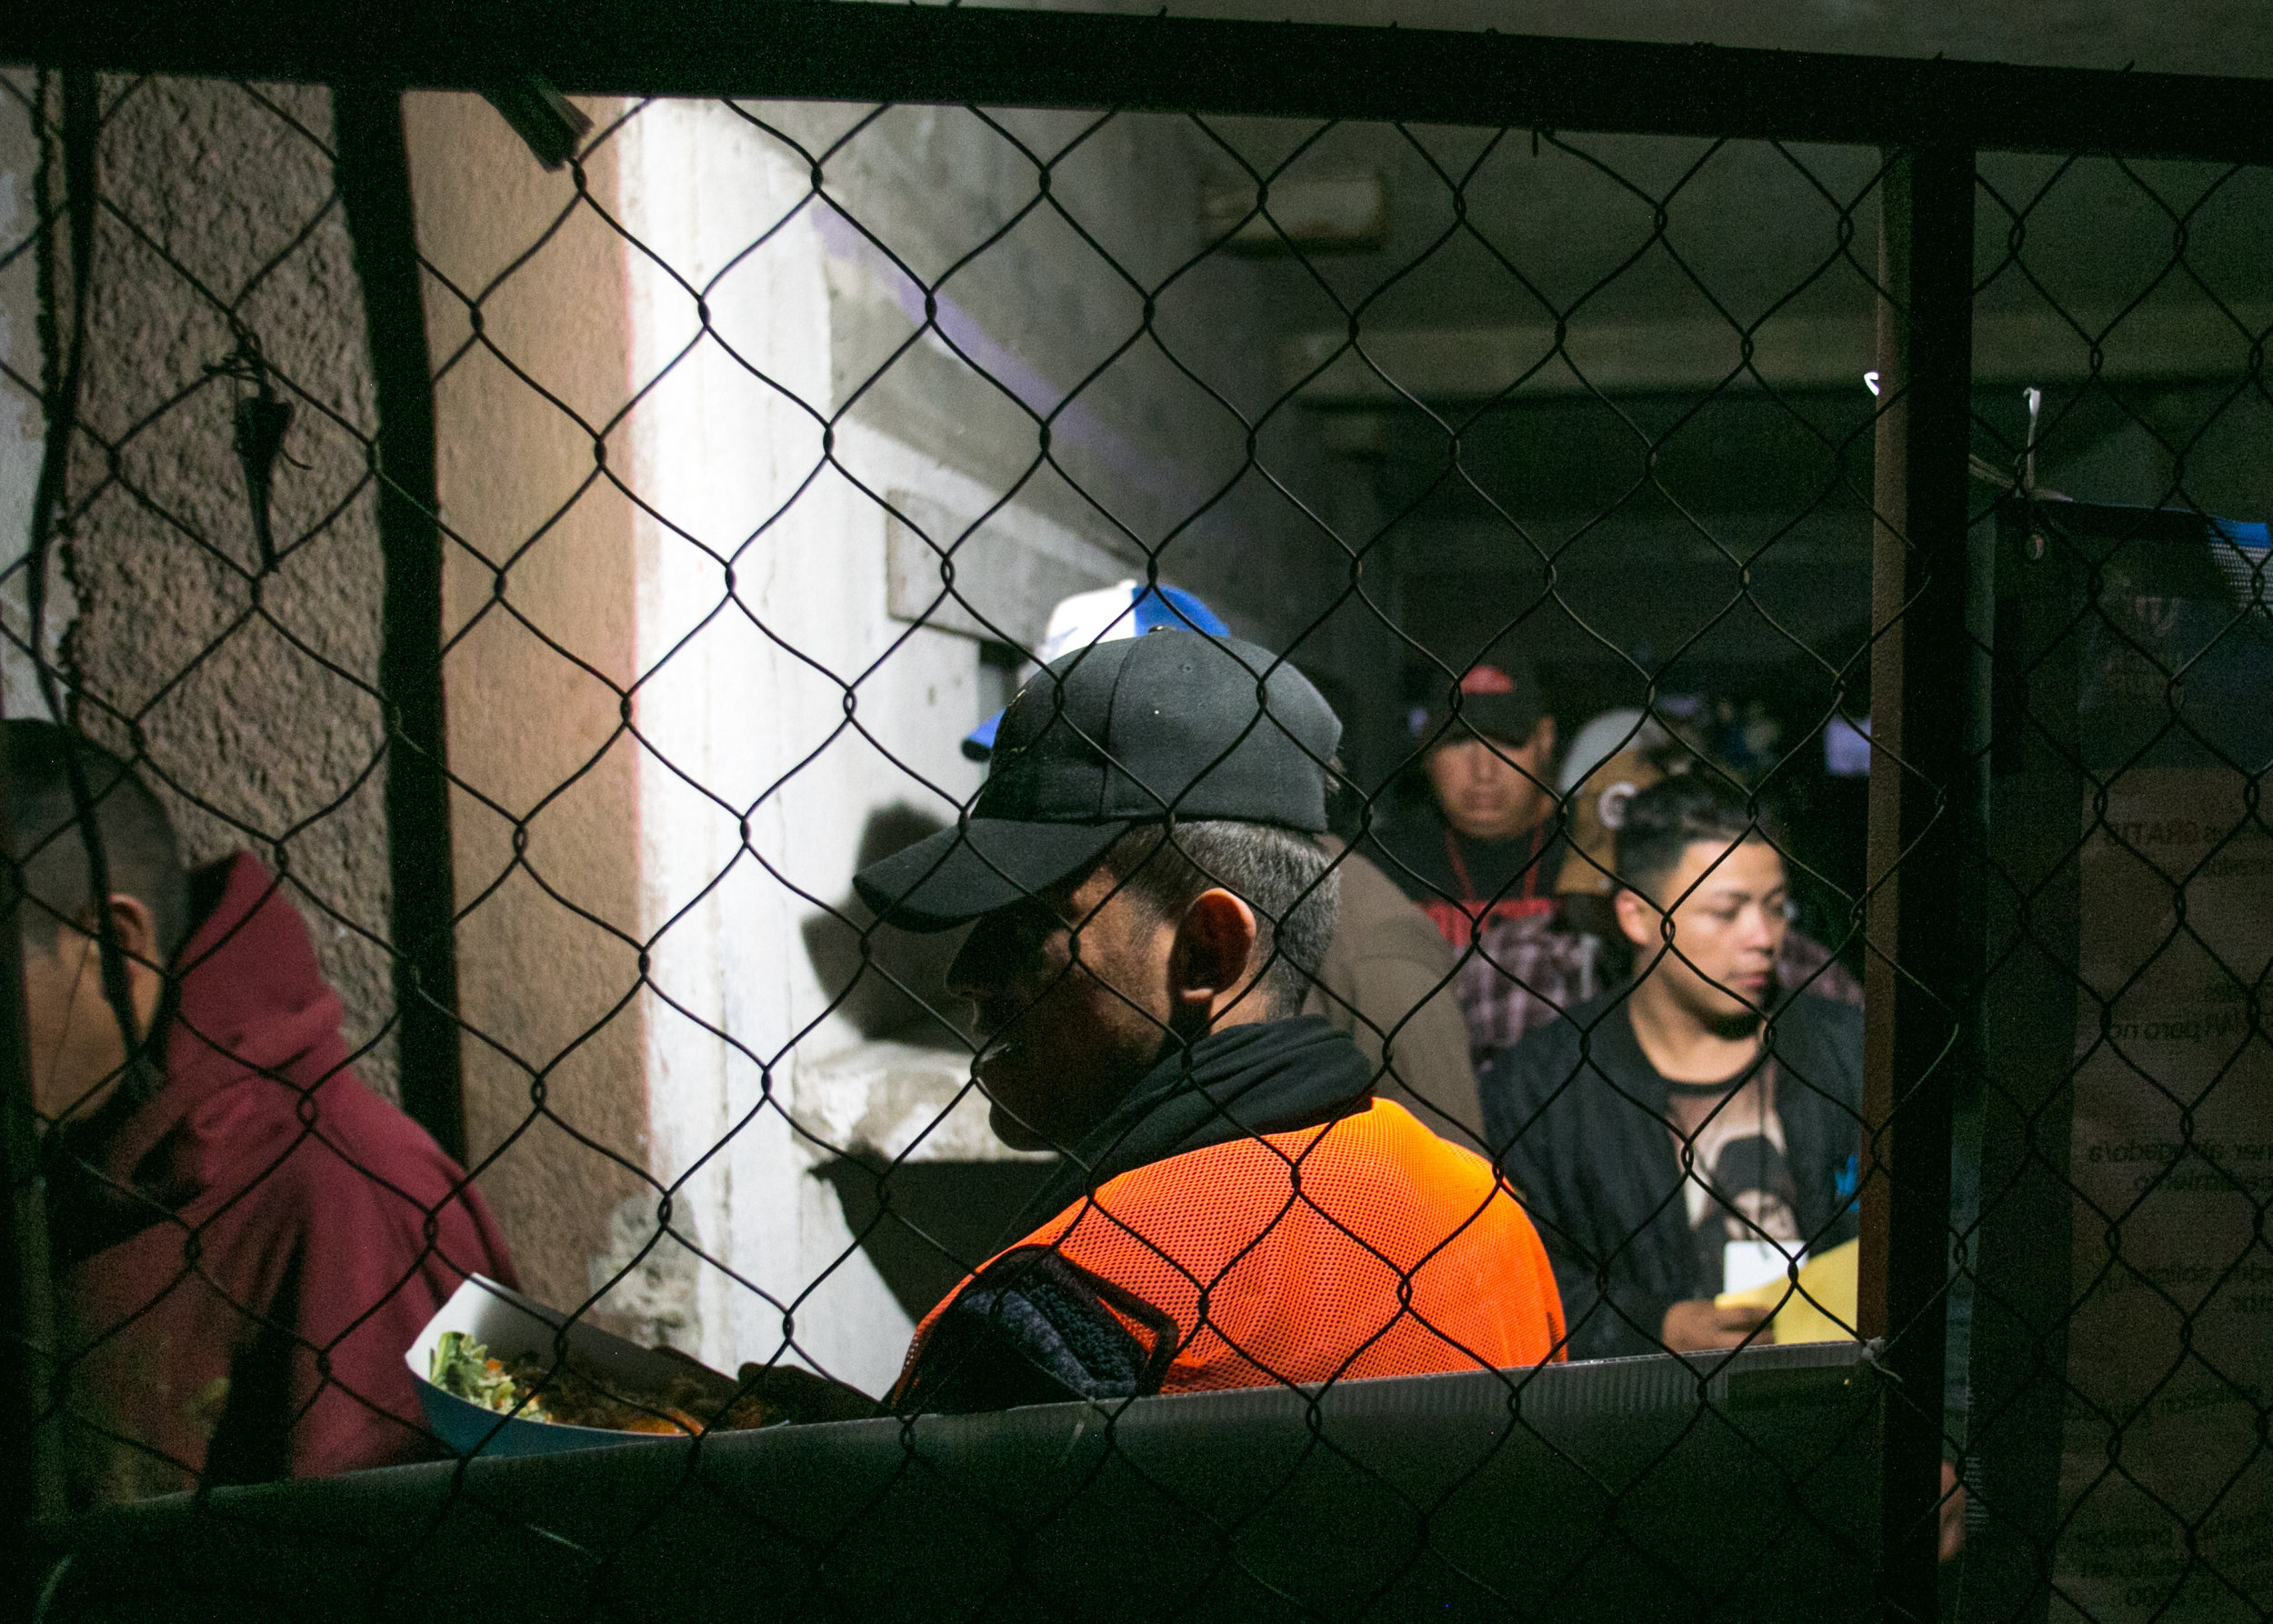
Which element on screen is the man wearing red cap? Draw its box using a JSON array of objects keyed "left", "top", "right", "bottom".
[
  {"left": 1376, "top": 662, "right": 1562, "bottom": 951},
  {"left": 1368, "top": 661, "right": 1602, "bottom": 1082}
]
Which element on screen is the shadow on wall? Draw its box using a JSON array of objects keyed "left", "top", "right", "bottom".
[
  {"left": 813, "top": 1157, "right": 1063, "bottom": 1326},
  {"left": 801, "top": 806, "right": 1062, "bottom": 1326},
  {"left": 800, "top": 804, "right": 974, "bottom": 1048}
]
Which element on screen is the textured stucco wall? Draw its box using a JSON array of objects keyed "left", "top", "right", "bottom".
[
  {"left": 402, "top": 91, "right": 652, "bottom": 1320},
  {"left": 19, "top": 76, "right": 400, "bottom": 1101}
]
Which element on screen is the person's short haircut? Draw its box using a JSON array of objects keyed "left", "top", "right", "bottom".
[
  {"left": 1100, "top": 821, "right": 1340, "bottom": 1018},
  {"left": 3, "top": 721, "right": 190, "bottom": 965},
  {"left": 1612, "top": 772, "right": 1782, "bottom": 903}
]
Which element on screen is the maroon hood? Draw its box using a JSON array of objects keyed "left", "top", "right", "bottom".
[
  {"left": 96, "top": 853, "right": 366, "bottom": 1196},
  {"left": 61, "top": 852, "right": 516, "bottom": 1499}
]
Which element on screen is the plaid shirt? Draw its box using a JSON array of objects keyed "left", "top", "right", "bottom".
[{"left": 1448, "top": 909, "right": 1864, "bottom": 1074}]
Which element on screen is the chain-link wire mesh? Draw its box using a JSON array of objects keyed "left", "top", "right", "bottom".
[
  {"left": 0, "top": 41, "right": 2268, "bottom": 1624},
  {"left": 1958, "top": 150, "right": 2273, "bottom": 1624}
]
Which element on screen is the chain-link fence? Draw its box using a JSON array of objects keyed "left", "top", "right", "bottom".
[{"left": 2, "top": 13, "right": 2268, "bottom": 1624}]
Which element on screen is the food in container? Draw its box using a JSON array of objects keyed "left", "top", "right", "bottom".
[
  {"left": 426, "top": 1328, "right": 773, "bottom": 1434},
  {"left": 406, "top": 1275, "right": 870, "bottom": 1458}
]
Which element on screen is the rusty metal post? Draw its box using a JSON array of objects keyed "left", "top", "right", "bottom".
[
  {"left": 334, "top": 83, "right": 468, "bottom": 1165},
  {"left": 1861, "top": 142, "right": 1979, "bottom": 1624}
]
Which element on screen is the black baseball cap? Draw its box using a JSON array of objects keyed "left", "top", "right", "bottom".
[
  {"left": 1417, "top": 660, "right": 1547, "bottom": 750},
  {"left": 855, "top": 628, "right": 1342, "bottom": 931}
]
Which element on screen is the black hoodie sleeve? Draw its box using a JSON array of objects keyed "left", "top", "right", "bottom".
[
  {"left": 1485, "top": 1023, "right": 1682, "bottom": 1362},
  {"left": 1770, "top": 996, "right": 1867, "bottom": 1253}
]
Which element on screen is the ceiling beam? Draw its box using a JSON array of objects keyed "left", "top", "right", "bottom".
[
  {"left": 7, "top": 2, "right": 2273, "bottom": 164},
  {"left": 1283, "top": 305, "right": 2273, "bottom": 403}
]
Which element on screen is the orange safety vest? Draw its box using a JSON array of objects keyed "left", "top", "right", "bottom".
[{"left": 902, "top": 1097, "right": 1566, "bottom": 1396}]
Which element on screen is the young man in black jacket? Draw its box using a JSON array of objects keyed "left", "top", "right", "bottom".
[{"left": 1480, "top": 773, "right": 1865, "bottom": 1359}]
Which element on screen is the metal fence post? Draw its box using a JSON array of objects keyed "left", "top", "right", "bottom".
[
  {"left": 1861, "top": 142, "right": 1979, "bottom": 1624},
  {"left": 333, "top": 83, "right": 467, "bottom": 1165},
  {"left": 1, "top": 797, "right": 65, "bottom": 1611},
  {"left": 1952, "top": 499, "right": 2083, "bottom": 1624},
  {"left": 5, "top": 65, "right": 85, "bottom": 1579}
]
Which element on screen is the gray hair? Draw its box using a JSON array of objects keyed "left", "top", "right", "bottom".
[{"left": 1101, "top": 821, "right": 1340, "bottom": 1017}]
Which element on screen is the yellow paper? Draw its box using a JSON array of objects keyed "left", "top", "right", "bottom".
[{"left": 1714, "top": 1238, "right": 1860, "bottom": 1344}]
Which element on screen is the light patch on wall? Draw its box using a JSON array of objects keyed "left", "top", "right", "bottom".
[
  {"left": 1202, "top": 172, "right": 1389, "bottom": 254},
  {"left": 0, "top": 93, "right": 75, "bottom": 719},
  {"left": 619, "top": 95, "right": 844, "bottom": 1380},
  {"left": 881, "top": 485, "right": 1126, "bottom": 650},
  {"left": 615, "top": 102, "right": 1142, "bottom": 1394},
  {"left": 586, "top": 1193, "right": 705, "bottom": 1352}
]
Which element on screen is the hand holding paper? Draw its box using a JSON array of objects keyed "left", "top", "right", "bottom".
[{"left": 1713, "top": 1238, "right": 1861, "bottom": 1344}]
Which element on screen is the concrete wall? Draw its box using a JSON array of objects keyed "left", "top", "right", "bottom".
[
  {"left": 613, "top": 101, "right": 982, "bottom": 1382},
  {"left": 795, "top": 103, "right": 1363, "bottom": 658},
  {"left": 0, "top": 75, "right": 401, "bottom": 1102}
]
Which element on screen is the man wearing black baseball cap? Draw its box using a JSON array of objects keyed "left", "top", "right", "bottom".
[{"left": 857, "top": 628, "right": 1564, "bottom": 1414}]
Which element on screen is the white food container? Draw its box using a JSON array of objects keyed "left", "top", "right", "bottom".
[{"left": 406, "top": 1274, "right": 730, "bottom": 1458}]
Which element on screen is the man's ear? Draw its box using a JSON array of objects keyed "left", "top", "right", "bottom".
[
  {"left": 99, "top": 893, "right": 161, "bottom": 968},
  {"left": 1167, "top": 888, "right": 1259, "bottom": 1023},
  {"left": 1529, "top": 714, "right": 1557, "bottom": 761},
  {"left": 85, "top": 893, "right": 167, "bottom": 1036},
  {"left": 1612, "top": 885, "right": 1662, "bottom": 951}
]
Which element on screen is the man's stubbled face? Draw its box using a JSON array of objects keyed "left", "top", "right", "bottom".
[
  {"left": 1425, "top": 725, "right": 1556, "bottom": 843},
  {"left": 946, "top": 864, "right": 1177, "bottom": 1152}
]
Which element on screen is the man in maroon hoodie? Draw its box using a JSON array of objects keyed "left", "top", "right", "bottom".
[{"left": 7, "top": 721, "right": 516, "bottom": 1503}]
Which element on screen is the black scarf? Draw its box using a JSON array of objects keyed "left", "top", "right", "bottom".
[{"left": 1026, "top": 1015, "right": 1376, "bottom": 1221}]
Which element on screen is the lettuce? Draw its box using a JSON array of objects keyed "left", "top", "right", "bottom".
[{"left": 428, "top": 1330, "right": 547, "bottom": 1419}]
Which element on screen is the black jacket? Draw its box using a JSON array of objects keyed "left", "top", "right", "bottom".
[{"left": 1479, "top": 987, "right": 1865, "bottom": 1362}]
